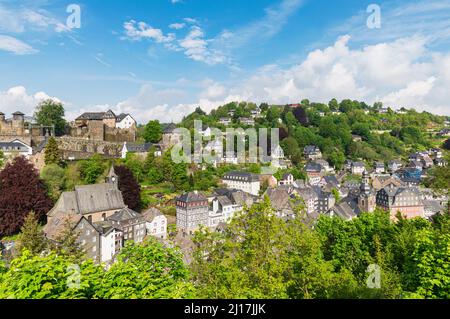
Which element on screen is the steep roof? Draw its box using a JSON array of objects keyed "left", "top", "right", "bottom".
[
  {"left": 44, "top": 213, "right": 84, "bottom": 241},
  {"left": 142, "top": 207, "right": 164, "bottom": 222},
  {"left": 108, "top": 207, "right": 142, "bottom": 222},
  {"left": 48, "top": 183, "right": 125, "bottom": 217}
]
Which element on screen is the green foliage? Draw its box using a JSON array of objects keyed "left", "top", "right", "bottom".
[
  {"left": 0, "top": 150, "right": 4, "bottom": 168},
  {"left": 0, "top": 250, "right": 103, "bottom": 299},
  {"left": 16, "top": 212, "right": 47, "bottom": 256},
  {"left": 191, "top": 197, "right": 360, "bottom": 299},
  {"left": 34, "top": 99, "right": 67, "bottom": 136},
  {"left": 143, "top": 120, "right": 163, "bottom": 143},
  {"left": 96, "top": 239, "right": 195, "bottom": 299},
  {"left": 41, "top": 164, "right": 66, "bottom": 200},
  {"left": 44, "top": 137, "right": 62, "bottom": 166},
  {"left": 79, "top": 154, "right": 107, "bottom": 184}
]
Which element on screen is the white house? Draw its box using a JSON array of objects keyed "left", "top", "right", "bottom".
[
  {"left": 115, "top": 114, "right": 136, "bottom": 129},
  {"left": 351, "top": 162, "right": 366, "bottom": 175},
  {"left": 142, "top": 208, "right": 167, "bottom": 240},
  {"left": 98, "top": 225, "right": 123, "bottom": 264},
  {"left": 222, "top": 171, "right": 260, "bottom": 196},
  {"left": 0, "top": 139, "right": 33, "bottom": 158}
]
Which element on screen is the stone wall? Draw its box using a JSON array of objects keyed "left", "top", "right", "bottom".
[
  {"left": 70, "top": 121, "right": 136, "bottom": 142},
  {"left": 56, "top": 137, "right": 123, "bottom": 160}
]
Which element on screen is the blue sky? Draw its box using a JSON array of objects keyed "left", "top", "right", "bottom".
[{"left": 0, "top": 0, "right": 450, "bottom": 123}]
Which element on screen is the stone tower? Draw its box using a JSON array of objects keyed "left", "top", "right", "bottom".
[{"left": 358, "top": 171, "right": 376, "bottom": 213}]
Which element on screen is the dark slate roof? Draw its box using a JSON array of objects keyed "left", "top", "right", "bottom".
[
  {"left": 0, "top": 140, "right": 31, "bottom": 150},
  {"left": 305, "top": 162, "right": 323, "bottom": 172},
  {"left": 329, "top": 198, "right": 360, "bottom": 220},
  {"left": 213, "top": 188, "right": 257, "bottom": 206},
  {"left": 93, "top": 221, "right": 119, "bottom": 235},
  {"left": 216, "top": 195, "right": 233, "bottom": 206},
  {"left": 352, "top": 161, "right": 365, "bottom": 167},
  {"left": 323, "top": 175, "right": 339, "bottom": 187},
  {"left": 107, "top": 207, "right": 142, "bottom": 222},
  {"left": 125, "top": 142, "right": 153, "bottom": 152},
  {"left": 223, "top": 171, "right": 260, "bottom": 182},
  {"left": 48, "top": 183, "right": 125, "bottom": 217},
  {"left": 76, "top": 112, "right": 106, "bottom": 120},
  {"left": 177, "top": 191, "right": 207, "bottom": 203},
  {"left": 163, "top": 123, "right": 177, "bottom": 134},
  {"left": 304, "top": 145, "right": 320, "bottom": 154},
  {"left": 116, "top": 113, "right": 130, "bottom": 122},
  {"left": 34, "top": 138, "right": 49, "bottom": 153},
  {"left": 12, "top": 111, "right": 24, "bottom": 115},
  {"left": 381, "top": 186, "right": 421, "bottom": 198}
]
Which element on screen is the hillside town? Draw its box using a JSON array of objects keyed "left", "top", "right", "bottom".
[{"left": 1, "top": 100, "right": 449, "bottom": 269}]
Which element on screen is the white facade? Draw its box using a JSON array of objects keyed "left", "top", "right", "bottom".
[
  {"left": 146, "top": 214, "right": 167, "bottom": 240},
  {"left": 116, "top": 115, "right": 136, "bottom": 129},
  {"left": 222, "top": 175, "right": 260, "bottom": 196},
  {"left": 100, "top": 228, "right": 122, "bottom": 264},
  {"left": 0, "top": 139, "right": 32, "bottom": 158}
]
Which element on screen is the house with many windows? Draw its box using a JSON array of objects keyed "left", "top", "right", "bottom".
[
  {"left": 222, "top": 171, "right": 261, "bottom": 196},
  {"left": 176, "top": 191, "right": 209, "bottom": 234}
]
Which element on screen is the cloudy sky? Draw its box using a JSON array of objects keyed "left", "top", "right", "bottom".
[{"left": 0, "top": 0, "right": 449, "bottom": 123}]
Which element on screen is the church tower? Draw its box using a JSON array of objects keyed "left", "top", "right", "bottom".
[
  {"left": 106, "top": 165, "right": 119, "bottom": 190},
  {"left": 358, "top": 171, "right": 376, "bottom": 213}
]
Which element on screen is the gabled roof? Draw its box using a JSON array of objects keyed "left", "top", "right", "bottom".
[
  {"left": 116, "top": 113, "right": 133, "bottom": 122},
  {"left": 108, "top": 207, "right": 143, "bottom": 222},
  {"left": 44, "top": 213, "right": 85, "bottom": 241},
  {"left": 177, "top": 191, "right": 207, "bottom": 203},
  {"left": 142, "top": 207, "right": 164, "bottom": 222},
  {"left": 48, "top": 183, "right": 125, "bottom": 217},
  {"left": 0, "top": 139, "right": 31, "bottom": 150}
]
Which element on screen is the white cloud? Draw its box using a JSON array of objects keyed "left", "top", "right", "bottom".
[
  {"left": 113, "top": 34, "right": 450, "bottom": 123},
  {"left": 0, "top": 35, "right": 38, "bottom": 55},
  {"left": 178, "top": 26, "right": 228, "bottom": 65},
  {"left": 123, "top": 20, "right": 175, "bottom": 44},
  {"left": 0, "top": 86, "right": 61, "bottom": 116},
  {"left": 169, "top": 23, "right": 186, "bottom": 30},
  {"left": 0, "top": 5, "right": 69, "bottom": 34}
]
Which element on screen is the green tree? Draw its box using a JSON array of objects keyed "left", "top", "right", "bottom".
[
  {"left": 34, "top": 99, "right": 67, "bottom": 136},
  {"left": 79, "top": 154, "right": 107, "bottom": 184},
  {"left": 16, "top": 211, "right": 48, "bottom": 256},
  {"left": 41, "top": 164, "right": 66, "bottom": 200},
  {"left": 96, "top": 238, "right": 195, "bottom": 299},
  {"left": 143, "top": 120, "right": 163, "bottom": 143},
  {"left": 0, "top": 250, "right": 103, "bottom": 299},
  {"left": 53, "top": 219, "right": 85, "bottom": 263},
  {"left": 44, "top": 137, "right": 62, "bottom": 166}
]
